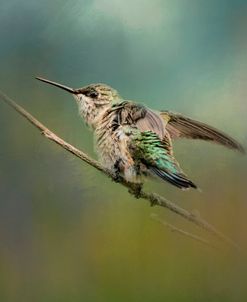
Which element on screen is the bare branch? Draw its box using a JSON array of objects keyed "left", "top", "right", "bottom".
[{"left": 0, "top": 91, "right": 240, "bottom": 250}]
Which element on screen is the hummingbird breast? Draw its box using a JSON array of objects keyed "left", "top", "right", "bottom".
[{"left": 94, "top": 107, "right": 137, "bottom": 181}]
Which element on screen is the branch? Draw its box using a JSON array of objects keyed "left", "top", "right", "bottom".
[{"left": 0, "top": 91, "right": 239, "bottom": 250}]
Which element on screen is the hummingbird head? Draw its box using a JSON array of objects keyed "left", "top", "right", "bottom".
[
  {"left": 75, "top": 83, "right": 120, "bottom": 104},
  {"left": 36, "top": 77, "right": 120, "bottom": 126}
]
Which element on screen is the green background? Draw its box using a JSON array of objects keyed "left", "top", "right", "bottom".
[{"left": 0, "top": 0, "right": 247, "bottom": 301}]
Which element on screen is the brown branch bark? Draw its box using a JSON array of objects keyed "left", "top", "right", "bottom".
[{"left": 0, "top": 91, "right": 240, "bottom": 250}]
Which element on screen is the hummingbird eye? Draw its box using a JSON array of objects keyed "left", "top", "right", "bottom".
[{"left": 85, "top": 89, "right": 99, "bottom": 98}]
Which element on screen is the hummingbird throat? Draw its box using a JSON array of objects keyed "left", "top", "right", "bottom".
[{"left": 75, "top": 94, "right": 110, "bottom": 127}]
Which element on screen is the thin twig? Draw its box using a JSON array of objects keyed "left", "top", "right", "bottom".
[
  {"left": 0, "top": 91, "right": 240, "bottom": 250},
  {"left": 151, "top": 213, "right": 217, "bottom": 249}
]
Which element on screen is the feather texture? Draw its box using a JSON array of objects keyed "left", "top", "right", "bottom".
[
  {"left": 130, "top": 130, "right": 197, "bottom": 189},
  {"left": 160, "top": 111, "right": 245, "bottom": 153}
]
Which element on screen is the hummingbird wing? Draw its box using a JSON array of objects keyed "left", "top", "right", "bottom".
[
  {"left": 110, "top": 102, "right": 196, "bottom": 188},
  {"left": 130, "top": 130, "right": 197, "bottom": 189},
  {"left": 160, "top": 111, "right": 245, "bottom": 153},
  {"left": 112, "top": 101, "right": 166, "bottom": 139}
]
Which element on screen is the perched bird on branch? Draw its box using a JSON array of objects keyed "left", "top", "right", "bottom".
[{"left": 36, "top": 77, "right": 245, "bottom": 190}]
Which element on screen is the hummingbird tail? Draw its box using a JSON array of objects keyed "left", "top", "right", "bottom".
[{"left": 149, "top": 167, "right": 197, "bottom": 190}]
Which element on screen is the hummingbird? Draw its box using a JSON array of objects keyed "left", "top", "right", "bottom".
[{"left": 36, "top": 77, "right": 245, "bottom": 190}]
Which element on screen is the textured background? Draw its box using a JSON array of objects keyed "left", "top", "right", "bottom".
[{"left": 0, "top": 1, "right": 247, "bottom": 301}]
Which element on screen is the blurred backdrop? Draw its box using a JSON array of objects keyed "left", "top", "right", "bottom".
[{"left": 0, "top": 0, "right": 247, "bottom": 301}]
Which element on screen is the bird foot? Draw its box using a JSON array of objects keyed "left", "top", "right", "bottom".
[
  {"left": 112, "top": 171, "right": 123, "bottom": 183},
  {"left": 112, "top": 159, "right": 123, "bottom": 183},
  {"left": 128, "top": 183, "right": 143, "bottom": 199}
]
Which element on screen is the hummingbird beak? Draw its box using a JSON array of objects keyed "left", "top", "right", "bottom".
[{"left": 36, "top": 76, "right": 75, "bottom": 94}]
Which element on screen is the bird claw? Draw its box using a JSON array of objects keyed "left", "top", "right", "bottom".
[
  {"left": 128, "top": 183, "right": 143, "bottom": 199},
  {"left": 112, "top": 172, "right": 122, "bottom": 183},
  {"left": 112, "top": 160, "right": 123, "bottom": 183}
]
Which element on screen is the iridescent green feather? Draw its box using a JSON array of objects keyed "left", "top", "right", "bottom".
[{"left": 130, "top": 130, "right": 197, "bottom": 189}]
